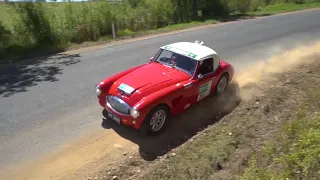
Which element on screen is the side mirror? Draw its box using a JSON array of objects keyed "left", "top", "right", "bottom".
[
  {"left": 149, "top": 57, "right": 154, "bottom": 63},
  {"left": 197, "top": 74, "right": 203, "bottom": 79}
]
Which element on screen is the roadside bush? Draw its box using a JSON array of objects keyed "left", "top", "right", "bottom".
[
  {"left": 48, "top": 6, "right": 70, "bottom": 46},
  {"left": 117, "top": 28, "right": 135, "bottom": 37},
  {"left": 95, "top": 2, "right": 113, "bottom": 34},
  {"left": 264, "top": 0, "right": 273, "bottom": 5},
  {"left": 235, "top": 0, "right": 253, "bottom": 13},
  {"left": 293, "top": 0, "right": 306, "bottom": 3},
  {"left": 144, "top": 0, "right": 174, "bottom": 28},
  {"left": 284, "top": 0, "right": 320, "bottom": 3},
  {"left": 171, "top": 0, "right": 193, "bottom": 23},
  {"left": 62, "top": 1, "right": 78, "bottom": 43},
  {"left": 12, "top": 2, "right": 56, "bottom": 46},
  {"left": 199, "top": 0, "right": 232, "bottom": 17},
  {"left": 1, "top": 2, "right": 65, "bottom": 62},
  {"left": 251, "top": 0, "right": 264, "bottom": 11}
]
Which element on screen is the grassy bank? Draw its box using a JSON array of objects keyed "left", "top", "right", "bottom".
[
  {"left": 130, "top": 52, "right": 320, "bottom": 179},
  {"left": 241, "top": 86, "right": 320, "bottom": 179},
  {"left": 250, "top": 2, "right": 320, "bottom": 15},
  {"left": 0, "top": 1, "right": 320, "bottom": 64},
  {"left": 241, "top": 108, "right": 320, "bottom": 179}
]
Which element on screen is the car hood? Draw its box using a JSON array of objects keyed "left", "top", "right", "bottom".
[{"left": 108, "top": 62, "right": 190, "bottom": 106}]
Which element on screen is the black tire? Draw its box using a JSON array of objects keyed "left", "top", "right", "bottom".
[
  {"left": 140, "top": 104, "right": 170, "bottom": 136},
  {"left": 214, "top": 73, "right": 229, "bottom": 95}
]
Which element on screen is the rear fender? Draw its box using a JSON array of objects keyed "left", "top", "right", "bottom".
[{"left": 218, "top": 60, "right": 234, "bottom": 82}]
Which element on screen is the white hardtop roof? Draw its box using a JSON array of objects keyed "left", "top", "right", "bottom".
[{"left": 160, "top": 41, "right": 219, "bottom": 61}]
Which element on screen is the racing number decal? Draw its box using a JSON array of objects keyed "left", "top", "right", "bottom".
[{"left": 197, "top": 80, "right": 213, "bottom": 101}]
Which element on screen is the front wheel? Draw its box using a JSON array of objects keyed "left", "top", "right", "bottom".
[{"left": 140, "top": 105, "right": 170, "bottom": 136}]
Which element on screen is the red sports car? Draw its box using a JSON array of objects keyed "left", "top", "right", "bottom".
[{"left": 95, "top": 41, "right": 234, "bottom": 135}]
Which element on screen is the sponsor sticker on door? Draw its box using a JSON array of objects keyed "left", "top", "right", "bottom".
[{"left": 197, "top": 81, "right": 213, "bottom": 101}]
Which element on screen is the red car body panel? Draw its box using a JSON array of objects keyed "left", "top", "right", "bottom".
[
  {"left": 108, "top": 63, "right": 191, "bottom": 107},
  {"left": 96, "top": 57, "right": 234, "bottom": 130}
]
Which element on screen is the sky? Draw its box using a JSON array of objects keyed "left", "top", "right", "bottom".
[
  {"left": 0, "top": 0, "right": 87, "bottom": 1},
  {"left": 1, "top": 0, "right": 124, "bottom": 2}
]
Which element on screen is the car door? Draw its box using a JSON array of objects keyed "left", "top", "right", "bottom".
[
  {"left": 170, "top": 57, "right": 218, "bottom": 114},
  {"left": 172, "top": 79, "right": 198, "bottom": 113},
  {"left": 193, "top": 58, "right": 218, "bottom": 102}
]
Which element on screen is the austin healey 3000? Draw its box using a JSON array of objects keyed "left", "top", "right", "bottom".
[{"left": 95, "top": 41, "right": 234, "bottom": 135}]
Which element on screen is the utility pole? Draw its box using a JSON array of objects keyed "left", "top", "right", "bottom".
[{"left": 112, "top": 21, "right": 116, "bottom": 40}]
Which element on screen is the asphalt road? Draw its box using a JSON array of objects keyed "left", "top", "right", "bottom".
[{"left": 1, "top": 9, "right": 320, "bottom": 170}]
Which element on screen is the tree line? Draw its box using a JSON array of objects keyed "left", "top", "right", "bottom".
[{"left": 0, "top": 0, "right": 313, "bottom": 62}]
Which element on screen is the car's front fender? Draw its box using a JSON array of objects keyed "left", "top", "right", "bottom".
[
  {"left": 97, "top": 64, "right": 147, "bottom": 97},
  {"left": 132, "top": 80, "right": 191, "bottom": 127}
]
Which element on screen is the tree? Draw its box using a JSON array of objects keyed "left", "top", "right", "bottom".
[
  {"left": 198, "top": 0, "right": 230, "bottom": 17},
  {"left": 193, "top": 0, "right": 198, "bottom": 19},
  {"left": 127, "top": 0, "right": 143, "bottom": 8}
]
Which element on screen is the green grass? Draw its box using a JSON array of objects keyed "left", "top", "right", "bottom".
[
  {"left": 250, "top": 2, "right": 320, "bottom": 15},
  {"left": 0, "top": 3, "right": 15, "bottom": 30},
  {"left": 240, "top": 87, "right": 320, "bottom": 180},
  {"left": 76, "top": 19, "right": 217, "bottom": 41},
  {"left": 104, "top": 19, "right": 218, "bottom": 38},
  {"left": 139, "top": 19, "right": 217, "bottom": 32},
  {"left": 241, "top": 106, "right": 320, "bottom": 179}
]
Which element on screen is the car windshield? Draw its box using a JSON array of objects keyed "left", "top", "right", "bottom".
[{"left": 155, "top": 49, "right": 198, "bottom": 76}]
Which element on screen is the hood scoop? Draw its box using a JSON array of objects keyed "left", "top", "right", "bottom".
[{"left": 117, "top": 83, "right": 136, "bottom": 96}]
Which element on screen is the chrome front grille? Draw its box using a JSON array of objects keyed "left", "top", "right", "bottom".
[{"left": 106, "top": 95, "right": 131, "bottom": 115}]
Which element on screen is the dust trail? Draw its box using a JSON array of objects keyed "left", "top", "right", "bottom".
[
  {"left": 187, "top": 41, "right": 320, "bottom": 135},
  {"left": 234, "top": 41, "right": 320, "bottom": 100}
]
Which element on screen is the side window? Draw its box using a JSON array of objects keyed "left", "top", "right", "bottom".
[
  {"left": 156, "top": 50, "right": 173, "bottom": 62},
  {"left": 198, "top": 58, "right": 214, "bottom": 75}
]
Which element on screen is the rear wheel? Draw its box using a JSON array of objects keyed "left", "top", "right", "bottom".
[
  {"left": 215, "top": 73, "right": 229, "bottom": 95},
  {"left": 140, "top": 105, "right": 170, "bottom": 136}
]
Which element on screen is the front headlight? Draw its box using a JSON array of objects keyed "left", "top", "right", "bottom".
[
  {"left": 130, "top": 108, "right": 140, "bottom": 119},
  {"left": 95, "top": 86, "right": 101, "bottom": 96}
]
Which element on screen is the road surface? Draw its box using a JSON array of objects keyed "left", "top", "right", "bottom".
[{"left": 1, "top": 8, "right": 320, "bottom": 173}]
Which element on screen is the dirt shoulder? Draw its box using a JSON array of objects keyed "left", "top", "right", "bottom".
[{"left": 83, "top": 42, "right": 320, "bottom": 180}]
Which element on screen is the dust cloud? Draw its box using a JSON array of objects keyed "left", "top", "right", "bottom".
[
  {"left": 234, "top": 40, "right": 320, "bottom": 101},
  {"left": 1, "top": 41, "right": 320, "bottom": 180}
]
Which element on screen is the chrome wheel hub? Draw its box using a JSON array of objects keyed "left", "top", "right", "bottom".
[
  {"left": 150, "top": 110, "right": 166, "bottom": 132},
  {"left": 217, "top": 76, "right": 227, "bottom": 93}
]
